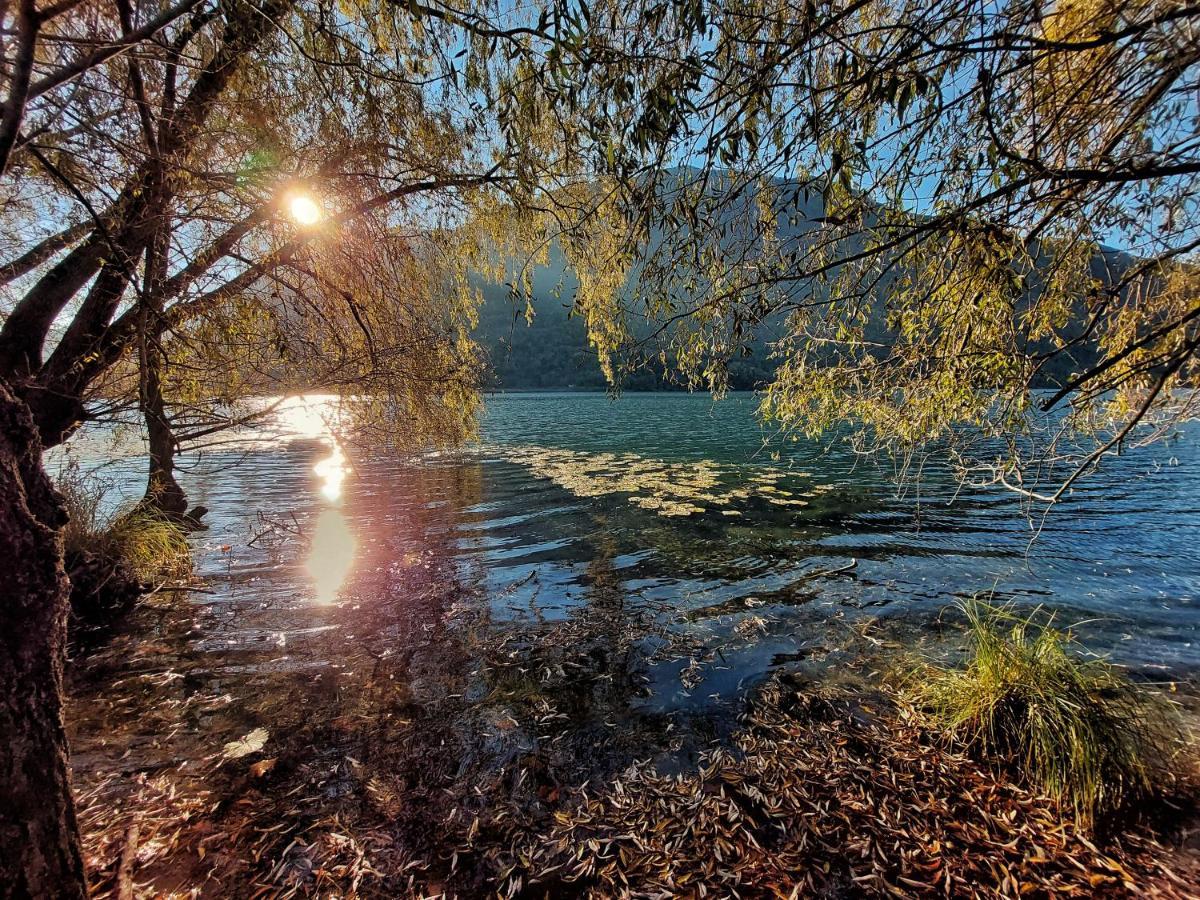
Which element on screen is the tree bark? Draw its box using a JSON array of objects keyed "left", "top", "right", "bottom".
[
  {"left": 138, "top": 225, "right": 187, "bottom": 518},
  {"left": 0, "top": 0, "right": 41, "bottom": 177},
  {"left": 140, "top": 346, "right": 187, "bottom": 518},
  {"left": 0, "top": 380, "right": 86, "bottom": 898}
]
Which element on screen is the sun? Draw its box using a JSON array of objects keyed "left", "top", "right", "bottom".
[{"left": 288, "top": 193, "right": 322, "bottom": 225}]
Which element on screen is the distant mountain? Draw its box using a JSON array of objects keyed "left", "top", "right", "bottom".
[
  {"left": 472, "top": 176, "right": 1137, "bottom": 391},
  {"left": 472, "top": 253, "right": 778, "bottom": 391},
  {"left": 473, "top": 263, "right": 614, "bottom": 391}
]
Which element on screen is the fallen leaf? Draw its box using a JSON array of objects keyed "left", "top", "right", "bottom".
[{"left": 223, "top": 728, "right": 269, "bottom": 759}]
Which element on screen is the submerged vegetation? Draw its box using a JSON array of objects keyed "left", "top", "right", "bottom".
[
  {"left": 501, "top": 445, "right": 829, "bottom": 518},
  {"left": 911, "top": 600, "right": 1188, "bottom": 830},
  {"left": 71, "top": 613, "right": 1200, "bottom": 897}
]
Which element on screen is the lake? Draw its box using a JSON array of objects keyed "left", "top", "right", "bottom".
[
  {"left": 65, "top": 390, "right": 1200, "bottom": 676},
  {"left": 62, "top": 390, "right": 1200, "bottom": 890}
]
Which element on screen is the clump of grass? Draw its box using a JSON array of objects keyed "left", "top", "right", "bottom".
[
  {"left": 58, "top": 463, "right": 191, "bottom": 584},
  {"left": 101, "top": 505, "right": 192, "bottom": 582},
  {"left": 58, "top": 461, "right": 108, "bottom": 551},
  {"left": 910, "top": 597, "right": 1184, "bottom": 829}
]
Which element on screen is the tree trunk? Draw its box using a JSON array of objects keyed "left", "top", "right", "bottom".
[
  {"left": 0, "top": 379, "right": 87, "bottom": 898},
  {"left": 139, "top": 221, "right": 187, "bottom": 520},
  {"left": 140, "top": 343, "right": 187, "bottom": 518}
]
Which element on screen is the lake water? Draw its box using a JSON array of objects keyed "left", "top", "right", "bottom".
[{"left": 65, "top": 390, "right": 1200, "bottom": 679}]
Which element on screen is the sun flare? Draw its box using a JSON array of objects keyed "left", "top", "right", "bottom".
[{"left": 288, "top": 193, "right": 322, "bottom": 225}]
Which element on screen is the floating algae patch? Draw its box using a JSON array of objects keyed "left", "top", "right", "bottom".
[{"left": 496, "top": 445, "right": 821, "bottom": 520}]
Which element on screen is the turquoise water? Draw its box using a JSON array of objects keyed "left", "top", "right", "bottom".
[
  {"left": 67, "top": 392, "right": 1200, "bottom": 679},
  {"left": 473, "top": 392, "right": 1200, "bottom": 671}
]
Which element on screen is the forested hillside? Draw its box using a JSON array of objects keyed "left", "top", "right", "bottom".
[
  {"left": 473, "top": 179, "right": 1132, "bottom": 392},
  {"left": 472, "top": 245, "right": 780, "bottom": 390}
]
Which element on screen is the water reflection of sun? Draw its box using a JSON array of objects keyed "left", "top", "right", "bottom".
[
  {"left": 306, "top": 447, "right": 355, "bottom": 604},
  {"left": 305, "top": 507, "right": 356, "bottom": 605},
  {"left": 273, "top": 394, "right": 347, "bottom": 443},
  {"left": 294, "top": 400, "right": 355, "bottom": 604},
  {"left": 314, "top": 443, "right": 350, "bottom": 502}
]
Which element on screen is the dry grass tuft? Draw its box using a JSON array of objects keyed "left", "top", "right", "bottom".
[{"left": 58, "top": 464, "right": 191, "bottom": 583}]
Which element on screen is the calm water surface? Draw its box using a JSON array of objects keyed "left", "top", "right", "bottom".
[{"left": 63, "top": 392, "right": 1200, "bottom": 779}]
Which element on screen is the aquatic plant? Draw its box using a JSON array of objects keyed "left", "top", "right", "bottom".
[
  {"left": 911, "top": 598, "right": 1185, "bottom": 828},
  {"left": 500, "top": 444, "right": 825, "bottom": 519}
]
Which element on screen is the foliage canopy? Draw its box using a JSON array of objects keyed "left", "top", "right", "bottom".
[
  {"left": 2, "top": 0, "right": 1199, "bottom": 486},
  {"left": 488, "top": 0, "right": 1200, "bottom": 494}
]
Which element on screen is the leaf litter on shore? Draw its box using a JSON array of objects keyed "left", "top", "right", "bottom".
[
  {"left": 491, "top": 678, "right": 1200, "bottom": 899},
  {"left": 74, "top": 668, "right": 1200, "bottom": 899}
]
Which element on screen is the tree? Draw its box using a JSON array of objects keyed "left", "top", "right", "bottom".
[
  {"left": 6, "top": 0, "right": 1198, "bottom": 890},
  {"left": 98, "top": 212, "right": 488, "bottom": 519},
  {"left": 0, "top": 379, "right": 80, "bottom": 897},
  {"left": 0, "top": 0, "right": 574, "bottom": 890},
  {"left": 506, "top": 0, "right": 1200, "bottom": 497}
]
